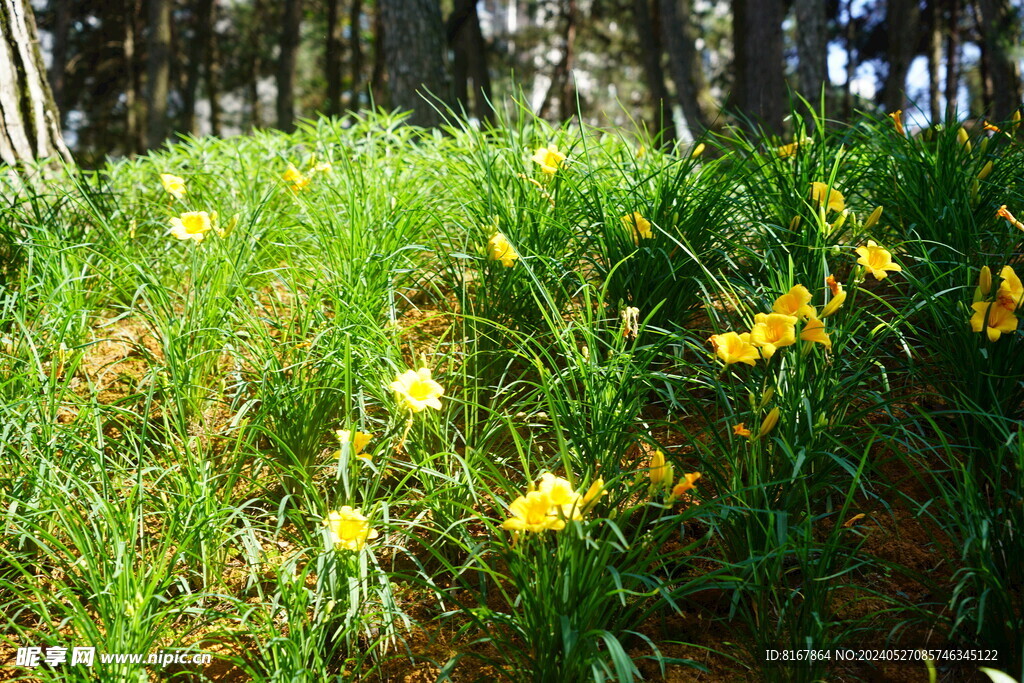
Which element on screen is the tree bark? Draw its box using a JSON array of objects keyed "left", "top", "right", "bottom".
[
  {"left": 794, "top": 0, "right": 827, "bottom": 102},
  {"left": 371, "top": 1, "right": 387, "bottom": 108},
  {"left": 661, "top": 0, "right": 720, "bottom": 136},
  {"left": 0, "top": 0, "right": 72, "bottom": 166},
  {"left": 183, "top": 0, "right": 214, "bottom": 135},
  {"left": 731, "top": 0, "right": 784, "bottom": 133},
  {"left": 448, "top": 0, "right": 494, "bottom": 124},
  {"left": 277, "top": 0, "right": 303, "bottom": 131},
  {"left": 881, "top": 0, "right": 920, "bottom": 113},
  {"left": 977, "top": 0, "right": 1021, "bottom": 121},
  {"left": 207, "top": 0, "right": 222, "bottom": 136},
  {"left": 379, "top": 0, "right": 447, "bottom": 127},
  {"left": 48, "top": 0, "right": 70, "bottom": 118},
  {"left": 146, "top": 0, "right": 172, "bottom": 148},
  {"left": 945, "top": 0, "right": 961, "bottom": 118},
  {"left": 633, "top": 0, "right": 676, "bottom": 147},
  {"left": 326, "top": 0, "right": 342, "bottom": 115},
  {"left": 927, "top": 1, "right": 943, "bottom": 123},
  {"left": 349, "top": 0, "right": 364, "bottom": 107}
]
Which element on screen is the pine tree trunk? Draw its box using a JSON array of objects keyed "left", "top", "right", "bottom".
[
  {"left": 49, "top": 0, "right": 70, "bottom": 117},
  {"left": 633, "top": 0, "right": 676, "bottom": 147},
  {"left": 379, "top": 0, "right": 447, "bottom": 127},
  {"left": 0, "top": 0, "right": 72, "bottom": 166},
  {"left": 146, "top": 0, "right": 172, "bottom": 149},
  {"left": 977, "top": 0, "right": 1021, "bottom": 121},
  {"left": 660, "top": 0, "right": 720, "bottom": 137},
  {"left": 731, "top": 0, "right": 784, "bottom": 133},
  {"left": 326, "top": 0, "right": 342, "bottom": 115},
  {"left": 349, "top": 0, "right": 364, "bottom": 106},
  {"left": 928, "top": 2, "right": 943, "bottom": 123},
  {"left": 881, "top": 0, "right": 920, "bottom": 113},
  {"left": 277, "top": 0, "right": 303, "bottom": 131},
  {"left": 183, "top": 0, "right": 214, "bottom": 135},
  {"left": 794, "top": 0, "right": 827, "bottom": 102},
  {"left": 448, "top": 0, "right": 494, "bottom": 124},
  {"left": 945, "top": 0, "right": 961, "bottom": 118}
]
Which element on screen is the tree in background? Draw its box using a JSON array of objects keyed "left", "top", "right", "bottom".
[
  {"left": 379, "top": 0, "right": 447, "bottom": 128},
  {"left": 146, "top": 0, "right": 171, "bottom": 148},
  {"left": 732, "top": 0, "right": 785, "bottom": 133},
  {"left": 0, "top": 0, "right": 71, "bottom": 166}
]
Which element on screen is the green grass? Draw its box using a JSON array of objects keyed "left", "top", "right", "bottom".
[{"left": 2, "top": 102, "right": 1023, "bottom": 682}]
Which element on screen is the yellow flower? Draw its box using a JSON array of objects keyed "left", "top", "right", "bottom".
[
  {"left": 389, "top": 367, "right": 444, "bottom": 413},
  {"left": 501, "top": 491, "right": 566, "bottom": 533},
  {"left": 749, "top": 312, "right": 798, "bottom": 359},
  {"left": 777, "top": 137, "right": 811, "bottom": 158},
  {"left": 537, "top": 473, "right": 584, "bottom": 520},
  {"left": 487, "top": 231, "right": 519, "bottom": 267},
  {"left": 324, "top": 507, "right": 379, "bottom": 552},
  {"left": 649, "top": 449, "right": 673, "bottom": 490},
  {"left": 169, "top": 211, "right": 213, "bottom": 242},
  {"left": 810, "top": 182, "right": 845, "bottom": 213},
  {"left": 732, "top": 423, "right": 751, "bottom": 438},
  {"left": 669, "top": 472, "right": 701, "bottom": 500},
  {"left": 978, "top": 266, "right": 993, "bottom": 298},
  {"left": 889, "top": 110, "right": 905, "bottom": 136},
  {"left": 531, "top": 144, "right": 566, "bottom": 174},
  {"left": 800, "top": 317, "right": 832, "bottom": 349},
  {"left": 283, "top": 164, "right": 311, "bottom": 191},
  {"left": 709, "top": 331, "right": 759, "bottom": 366},
  {"left": 621, "top": 212, "right": 653, "bottom": 242},
  {"left": 773, "top": 285, "right": 816, "bottom": 319},
  {"left": 996, "top": 266, "right": 1023, "bottom": 311},
  {"left": 970, "top": 301, "right": 1019, "bottom": 342},
  {"left": 821, "top": 275, "right": 847, "bottom": 318},
  {"left": 337, "top": 429, "right": 373, "bottom": 460},
  {"left": 160, "top": 173, "right": 187, "bottom": 200},
  {"left": 691, "top": 143, "right": 706, "bottom": 158},
  {"left": 863, "top": 205, "right": 883, "bottom": 230},
  {"left": 757, "top": 408, "right": 780, "bottom": 439},
  {"left": 580, "top": 478, "right": 605, "bottom": 512},
  {"left": 855, "top": 240, "right": 902, "bottom": 280}
]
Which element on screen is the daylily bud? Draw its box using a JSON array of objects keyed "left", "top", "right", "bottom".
[
  {"left": 978, "top": 266, "right": 993, "bottom": 297},
  {"left": 957, "top": 127, "right": 970, "bottom": 150},
  {"left": 757, "top": 407, "right": 780, "bottom": 440},
  {"left": 1013, "top": 110, "right": 1022, "bottom": 135},
  {"left": 691, "top": 143, "right": 706, "bottom": 158},
  {"left": 581, "top": 478, "right": 606, "bottom": 512},
  {"left": 971, "top": 179, "right": 980, "bottom": 205},
  {"left": 831, "top": 209, "right": 849, "bottom": 231},
  {"left": 863, "top": 206, "right": 883, "bottom": 231},
  {"left": 980, "top": 137, "right": 990, "bottom": 155},
  {"left": 649, "top": 449, "right": 672, "bottom": 489},
  {"left": 759, "top": 387, "right": 775, "bottom": 410},
  {"left": 978, "top": 161, "right": 993, "bottom": 180},
  {"left": 788, "top": 215, "right": 802, "bottom": 231}
]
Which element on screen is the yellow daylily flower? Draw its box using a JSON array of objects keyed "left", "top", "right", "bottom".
[
  {"left": 502, "top": 491, "right": 566, "bottom": 532},
  {"left": 283, "top": 164, "right": 311, "bottom": 191},
  {"left": 531, "top": 144, "right": 566, "bottom": 174},
  {"left": 160, "top": 173, "right": 187, "bottom": 199},
  {"left": 669, "top": 472, "right": 701, "bottom": 501},
  {"left": 773, "top": 285, "right": 817, "bottom": 319},
  {"left": 536, "top": 473, "right": 584, "bottom": 520},
  {"left": 855, "top": 240, "right": 902, "bottom": 280},
  {"left": 997, "top": 205, "right": 1024, "bottom": 231},
  {"left": 970, "top": 301, "right": 1019, "bottom": 342},
  {"left": 621, "top": 212, "right": 653, "bottom": 242},
  {"left": 996, "top": 266, "right": 1023, "bottom": 311},
  {"left": 336, "top": 429, "right": 374, "bottom": 460},
  {"left": 749, "top": 313, "right": 798, "bottom": 359},
  {"left": 389, "top": 367, "right": 444, "bottom": 413},
  {"left": 889, "top": 110, "right": 905, "bottom": 136},
  {"left": 732, "top": 423, "right": 751, "bottom": 438},
  {"left": 800, "top": 317, "right": 832, "bottom": 349},
  {"left": 709, "top": 331, "right": 759, "bottom": 366},
  {"left": 487, "top": 231, "right": 519, "bottom": 267},
  {"left": 810, "top": 182, "right": 845, "bottom": 213},
  {"left": 169, "top": 211, "right": 213, "bottom": 242},
  {"left": 324, "top": 507, "right": 379, "bottom": 552}
]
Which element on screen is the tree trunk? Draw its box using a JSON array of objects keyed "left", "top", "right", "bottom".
[
  {"left": 881, "top": 0, "right": 920, "bottom": 113},
  {"left": 146, "top": 0, "right": 172, "bottom": 148},
  {"left": 448, "top": 0, "right": 494, "bottom": 124},
  {"left": 207, "top": 0, "right": 222, "bottom": 136},
  {"left": 349, "top": 0, "right": 364, "bottom": 107},
  {"left": 183, "top": 0, "right": 214, "bottom": 135},
  {"left": 977, "top": 0, "right": 1021, "bottom": 121},
  {"left": 844, "top": 0, "right": 855, "bottom": 120},
  {"left": 660, "top": 0, "right": 720, "bottom": 137},
  {"left": 371, "top": 1, "right": 387, "bottom": 108},
  {"left": 794, "top": 0, "right": 827, "bottom": 102},
  {"left": 559, "top": 0, "right": 578, "bottom": 120},
  {"left": 379, "top": 0, "right": 447, "bottom": 127},
  {"left": 928, "top": 1, "right": 943, "bottom": 123},
  {"left": 633, "top": 0, "right": 676, "bottom": 147},
  {"left": 945, "top": 0, "right": 961, "bottom": 118},
  {"left": 731, "top": 0, "right": 784, "bottom": 133},
  {"left": 0, "top": 0, "right": 72, "bottom": 166},
  {"left": 278, "top": 0, "right": 303, "bottom": 131},
  {"left": 326, "top": 0, "right": 342, "bottom": 115}
]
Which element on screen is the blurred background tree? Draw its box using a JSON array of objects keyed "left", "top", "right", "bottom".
[{"left": 13, "top": 0, "right": 1024, "bottom": 165}]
